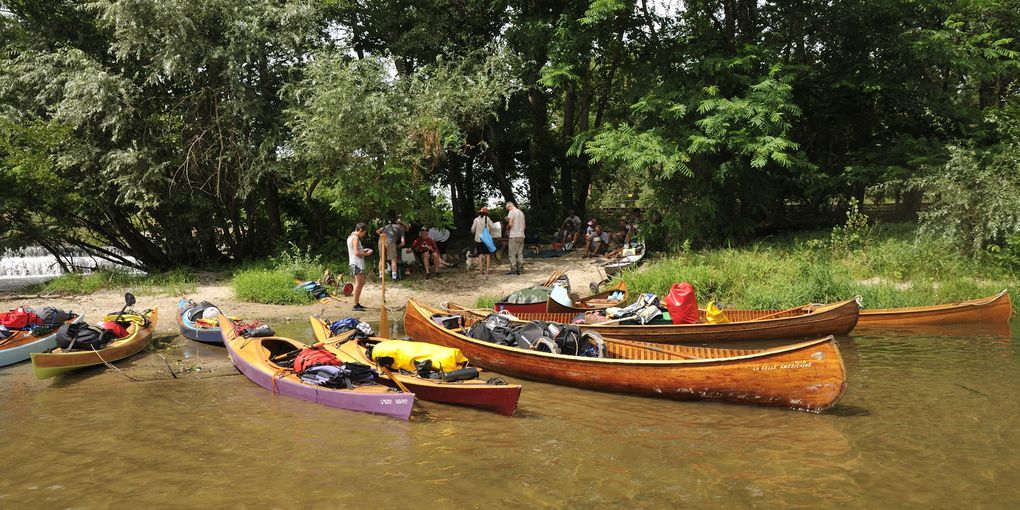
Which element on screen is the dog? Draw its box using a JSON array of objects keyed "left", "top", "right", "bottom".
[{"left": 464, "top": 248, "right": 476, "bottom": 271}]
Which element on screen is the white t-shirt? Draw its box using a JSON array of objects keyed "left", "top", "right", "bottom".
[
  {"left": 347, "top": 234, "right": 364, "bottom": 269},
  {"left": 567, "top": 215, "right": 581, "bottom": 228},
  {"left": 428, "top": 227, "right": 451, "bottom": 243},
  {"left": 471, "top": 216, "right": 495, "bottom": 242},
  {"left": 508, "top": 208, "right": 525, "bottom": 238}
]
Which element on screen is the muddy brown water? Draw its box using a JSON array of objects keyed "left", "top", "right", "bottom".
[{"left": 1, "top": 319, "right": 1019, "bottom": 508}]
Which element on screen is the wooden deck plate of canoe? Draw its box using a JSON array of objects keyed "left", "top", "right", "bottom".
[
  {"left": 405, "top": 300, "right": 847, "bottom": 412},
  {"left": 856, "top": 290, "right": 1012, "bottom": 327},
  {"left": 451, "top": 299, "right": 860, "bottom": 344},
  {"left": 30, "top": 308, "right": 158, "bottom": 379},
  {"left": 217, "top": 315, "right": 415, "bottom": 420},
  {"left": 309, "top": 317, "right": 522, "bottom": 416}
]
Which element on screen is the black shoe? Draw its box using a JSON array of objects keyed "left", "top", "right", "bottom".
[
  {"left": 425, "top": 273, "right": 433, "bottom": 279},
  {"left": 352, "top": 304, "right": 367, "bottom": 311},
  {"left": 504, "top": 271, "right": 516, "bottom": 276}
]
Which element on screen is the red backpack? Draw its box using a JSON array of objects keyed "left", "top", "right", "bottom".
[
  {"left": 98, "top": 321, "right": 130, "bottom": 339},
  {"left": 0, "top": 307, "right": 43, "bottom": 330},
  {"left": 293, "top": 348, "right": 341, "bottom": 373},
  {"left": 665, "top": 283, "right": 700, "bottom": 324}
]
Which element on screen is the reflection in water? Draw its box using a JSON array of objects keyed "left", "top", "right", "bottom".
[{"left": 0, "top": 321, "right": 1018, "bottom": 507}]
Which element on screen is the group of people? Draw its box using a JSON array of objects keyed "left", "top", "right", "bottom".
[
  {"left": 345, "top": 203, "right": 635, "bottom": 311},
  {"left": 557, "top": 210, "right": 638, "bottom": 259}
]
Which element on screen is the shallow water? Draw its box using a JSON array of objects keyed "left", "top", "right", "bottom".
[{"left": 2, "top": 320, "right": 1020, "bottom": 508}]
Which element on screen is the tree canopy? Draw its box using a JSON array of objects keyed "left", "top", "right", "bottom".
[{"left": 1, "top": 0, "right": 1017, "bottom": 268}]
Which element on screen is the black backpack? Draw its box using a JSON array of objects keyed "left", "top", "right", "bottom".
[
  {"left": 188, "top": 301, "right": 216, "bottom": 321},
  {"left": 55, "top": 322, "right": 114, "bottom": 351},
  {"left": 467, "top": 318, "right": 514, "bottom": 346}
]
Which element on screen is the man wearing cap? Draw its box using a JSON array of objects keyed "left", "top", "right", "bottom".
[
  {"left": 505, "top": 201, "right": 526, "bottom": 275},
  {"left": 471, "top": 207, "right": 496, "bottom": 275},
  {"left": 566, "top": 209, "right": 581, "bottom": 229}
]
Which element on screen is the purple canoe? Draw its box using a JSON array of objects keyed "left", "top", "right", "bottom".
[{"left": 217, "top": 315, "right": 415, "bottom": 420}]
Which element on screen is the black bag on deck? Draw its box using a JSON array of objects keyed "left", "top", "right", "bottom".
[
  {"left": 55, "top": 322, "right": 114, "bottom": 351},
  {"left": 467, "top": 316, "right": 514, "bottom": 346}
]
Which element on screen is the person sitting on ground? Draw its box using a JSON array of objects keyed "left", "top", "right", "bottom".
[
  {"left": 566, "top": 209, "right": 582, "bottom": 230},
  {"left": 583, "top": 219, "right": 598, "bottom": 246},
  {"left": 616, "top": 217, "right": 636, "bottom": 246},
  {"left": 557, "top": 219, "right": 578, "bottom": 248},
  {"left": 412, "top": 227, "right": 452, "bottom": 278},
  {"left": 428, "top": 225, "right": 452, "bottom": 262},
  {"left": 584, "top": 225, "right": 609, "bottom": 258}
]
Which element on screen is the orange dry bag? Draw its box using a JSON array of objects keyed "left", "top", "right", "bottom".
[{"left": 665, "top": 282, "right": 699, "bottom": 324}]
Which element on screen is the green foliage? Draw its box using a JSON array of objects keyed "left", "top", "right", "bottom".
[
  {"left": 232, "top": 269, "right": 314, "bottom": 305},
  {"left": 830, "top": 198, "right": 873, "bottom": 254},
  {"left": 39, "top": 269, "right": 197, "bottom": 296},
  {"left": 474, "top": 294, "right": 500, "bottom": 309},
  {"left": 624, "top": 224, "right": 1015, "bottom": 312}
]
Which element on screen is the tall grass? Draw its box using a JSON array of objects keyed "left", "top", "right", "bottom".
[
  {"left": 232, "top": 269, "right": 315, "bottom": 305},
  {"left": 624, "top": 224, "right": 1017, "bottom": 311},
  {"left": 38, "top": 269, "right": 197, "bottom": 296},
  {"left": 474, "top": 294, "right": 500, "bottom": 309}
]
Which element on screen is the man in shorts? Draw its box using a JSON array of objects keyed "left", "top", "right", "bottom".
[
  {"left": 376, "top": 215, "right": 407, "bottom": 280},
  {"left": 347, "top": 223, "right": 373, "bottom": 311}
]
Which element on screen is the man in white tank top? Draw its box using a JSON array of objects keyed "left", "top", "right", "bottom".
[{"left": 347, "top": 223, "right": 373, "bottom": 311}]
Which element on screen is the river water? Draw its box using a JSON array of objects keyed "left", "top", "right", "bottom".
[{"left": 1, "top": 319, "right": 1018, "bottom": 508}]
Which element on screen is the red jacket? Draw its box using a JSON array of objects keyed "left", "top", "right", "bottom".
[{"left": 412, "top": 237, "right": 438, "bottom": 253}]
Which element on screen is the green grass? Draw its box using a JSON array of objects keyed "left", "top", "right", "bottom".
[
  {"left": 232, "top": 269, "right": 316, "bottom": 305},
  {"left": 39, "top": 269, "right": 197, "bottom": 296},
  {"left": 474, "top": 294, "right": 500, "bottom": 309},
  {"left": 623, "top": 223, "right": 1018, "bottom": 312}
]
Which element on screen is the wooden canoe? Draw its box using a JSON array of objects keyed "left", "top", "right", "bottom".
[
  {"left": 449, "top": 299, "right": 860, "bottom": 344},
  {"left": 405, "top": 300, "right": 846, "bottom": 412},
  {"left": 218, "top": 315, "right": 415, "bottom": 420},
  {"left": 30, "top": 308, "right": 158, "bottom": 379},
  {"left": 176, "top": 298, "right": 224, "bottom": 344},
  {"left": 0, "top": 313, "right": 85, "bottom": 367},
  {"left": 856, "top": 289, "right": 1013, "bottom": 327},
  {"left": 309, "top": 317, "right": 522, "bottom": 416},
  {"left": 546, "top": 280, "right": 628, "bottom": 314}
]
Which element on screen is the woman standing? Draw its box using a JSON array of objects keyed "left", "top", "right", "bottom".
[
  {"left": 347, "top": 223, "right": 373, "bottom": 311},
  {"left": 470, "top": 207, "right": 496, "bottom": 275}
]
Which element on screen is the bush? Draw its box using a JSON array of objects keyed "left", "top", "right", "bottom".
[
  {"left": 233, "top": 269, "right": 314, "bottom": 305},
  {"left": 474, "top": 294, "right": 500, "bottom": 309}
]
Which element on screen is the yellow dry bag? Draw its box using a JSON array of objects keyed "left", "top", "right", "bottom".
[
  {"left": 704, "top": 301, "right": 730, "bottom": 324},
  {"left": 370, "top": 340, "right": 469, "bottom": 373}
]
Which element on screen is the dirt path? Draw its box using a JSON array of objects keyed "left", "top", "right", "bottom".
[{"left": 1, "top": 250, "right": 609, "bottom": 337}]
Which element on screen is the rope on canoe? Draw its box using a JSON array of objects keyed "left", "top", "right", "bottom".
[{"left": 92, "top": 345, "right": 141, "bottom": 382}]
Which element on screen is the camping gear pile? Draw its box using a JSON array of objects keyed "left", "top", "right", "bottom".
[
  {"left": 327, "top": 317, "right": 374, "bottom": 339},
  {"left": 0, "top": 306, "right": 72, "bottom": 339},
  {"left": 290, "top": 347, "right": 377, "bottom": 390},
  {"left": 465, "top": 313, "right": 606, "bottom": 358}
]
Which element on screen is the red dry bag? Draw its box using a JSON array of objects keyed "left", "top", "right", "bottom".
[
  {"left": 664, "top": 283, "right": 699, "bottom": 324},
  {"left": 0, "top": 307, "right": 43, "bottom": 329},
  {"left": 98, "top": 321, "right": 130, "bottom": 339}
]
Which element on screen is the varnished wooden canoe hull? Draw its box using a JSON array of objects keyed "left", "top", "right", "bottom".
[
  {"left": 30, "top": 309, "right": 157, "bottom": 379},
  {"left": 546, "top": 280, "right": 628, "bottom": 314},
  {"left": 219, "top": 316, "right": 415, "bottom": 419},
  {"left": 856, "top": 290, "right": 1012, "bottom": 327},
  {"left": 309, "top": 317, "right": 522, "bottom": 416},
  {"left": 176, "top": 298, "right": 224, "bottom": 344},
  {"left": 454, "top": 299, "right": 860, "bottom": 344},
  {"left": 0, "top": 314, "right": 85, "bottom": 367},
  {"left": 405, "top": 300, "right": 847, "bottom": 412}
]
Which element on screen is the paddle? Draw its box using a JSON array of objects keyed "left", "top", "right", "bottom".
[
  {"left": 379, "top": 233, "right": 388, "bottom": 334},
  {"left": 269, "top": 330, "right": 356, "bottom": 362},
  {"left": 379, "top": 365, "right": 411, "bottom": 393}
]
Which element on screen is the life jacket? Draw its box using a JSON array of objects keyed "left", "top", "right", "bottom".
[
  {"left": 0, "top": 307, "right": 43, "bottom": 330},
  {"left": 293, "top": 348, "right": 341, "bottom": 374},
  {"left": 98, "top": 321, "right": 130, "bottom": 338},
  {"left": 665, "top": 282, "right": 699, "bottom": 324}
]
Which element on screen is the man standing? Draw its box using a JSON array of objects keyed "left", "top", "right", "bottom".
[
  {"left": 505, "top": 201, "right": 526, "bottom": 275},
  {"left": 347, "top": 223, "right": 373, "bottom": 311},
  {"left": 376, "top": 214, "right": 406, "bottom": 281}
]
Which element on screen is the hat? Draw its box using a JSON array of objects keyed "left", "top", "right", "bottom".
[
  {"left": 420, "top": 226, "right": 427, "bottom": 231},
  {"left": 587, "top": 219, "right": 595, "bottom": 226},
  {"left": 480, "top": 207, "right": 489, "bottom": 213}
]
